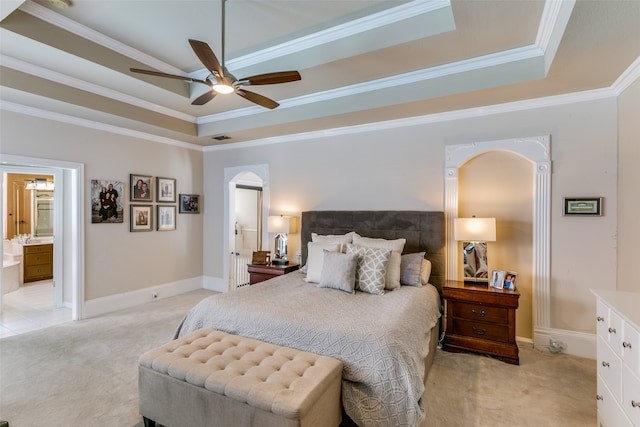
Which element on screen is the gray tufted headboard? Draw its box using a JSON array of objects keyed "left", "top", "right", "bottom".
[{"left": 301, "top": 210, "right": 445, "bottom": 295}]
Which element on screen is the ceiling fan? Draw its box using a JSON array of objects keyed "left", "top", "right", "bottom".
[{"left": 130, "top": 0, "right": 301, "bottom": 109}]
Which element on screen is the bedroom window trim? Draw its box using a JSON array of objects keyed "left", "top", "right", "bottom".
[{"left": 444, "top": 135, "right": 551, "bottom": 350}]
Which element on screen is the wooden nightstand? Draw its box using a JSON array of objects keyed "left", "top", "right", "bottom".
[
  {"left": 247, "top": 263, "right": 299, "bottom": 285},
  {"left": 442, "top": 280, "right": 520, "bottom": 365}
]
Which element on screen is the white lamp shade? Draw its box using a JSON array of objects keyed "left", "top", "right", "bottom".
[
  {"left": 268, "top": 215, "right": 291, "bottom": 234},
  {"left": 454, "top": 217, "right": 496, "bottom": 242}
]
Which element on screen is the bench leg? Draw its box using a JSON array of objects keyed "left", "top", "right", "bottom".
[{"left": 143, "top": 417, "right": 156, "bottom": 427}]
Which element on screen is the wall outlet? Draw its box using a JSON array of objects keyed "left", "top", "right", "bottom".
[
  {"left": 549, "top": 338, "right": 566, "bottom": 354},
  {"left": 151, "top": 291, "right": 158, "bottom": 299}
]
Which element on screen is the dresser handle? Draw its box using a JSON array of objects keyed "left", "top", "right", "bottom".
[
  {"left": 608, "top": 327, "right": 616, "bottom": 334},
  {"left": 632, "top": 400, "right": 640, "bottom": 408},
  {"left": 623, "top": 341, "right": 632, "bottom": 349},
  {"left": 596, "top": 395, "right": 603, "bottom": 401},
  {"left": 471, "top": 309, "right": 486, "bottom": 317},
  {"left": 602, "top": 361, "right": 610, "bottom": 368},
  {"left": 472, "top": 327, "right": 487, "bottom": 336},
  {"left": 596, "top": 316, "right": 605, "bottom": 322}
]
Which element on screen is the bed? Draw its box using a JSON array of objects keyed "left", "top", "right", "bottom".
[{"left": 175, "top": 211, "right": 445, "bottom": 427}]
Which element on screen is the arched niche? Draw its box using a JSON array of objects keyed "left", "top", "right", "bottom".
[{"left": 444, "top": 135, "right": 551, "bottom": 345}]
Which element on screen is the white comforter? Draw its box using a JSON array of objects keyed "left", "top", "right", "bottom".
[{"left": 174, "top": 272, "right": 441, "bottom": 427}]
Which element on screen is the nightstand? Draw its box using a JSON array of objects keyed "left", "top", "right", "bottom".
[
  {"left": 442, "top": 280, "right": 520, "bottom": 365},
  {"left": 247, "top": 263, "right": 299, "bottom": 285}
]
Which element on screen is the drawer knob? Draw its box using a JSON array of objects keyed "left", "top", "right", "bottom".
[
  {"left": 596, "top": 316, "right": 605, "bottom": 322},
  {"left": 471, "top": 309, "right": 486, "bottom": 317},
  {"left": 632, "top": 400, "right": 640, "bottom": 408},
  {"left": 601, "top": 361, "right": 610, "bottom": 368},
  {"left": 608, "top": 327, "right": 617, "bottom": 334},
  {"left": 596, "top": 395, "right": 603, "bottom": 401},
  {"left": 472, "top": 327, "right": 487, "bottom": 336},
  {"left": 623, "top": 341, "right": 632, "bottom": 349}
]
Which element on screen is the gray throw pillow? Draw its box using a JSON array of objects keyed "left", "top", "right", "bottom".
[
  {"left": 318, "top": 251, "right": 358, "bottom": 293},
  {"left": 400, "top": 252, "right": 426, "bottom": 287}
]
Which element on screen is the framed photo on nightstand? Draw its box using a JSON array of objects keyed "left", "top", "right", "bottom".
[{"left": 491, "top": 270, "right": 517, "bottom": 290}]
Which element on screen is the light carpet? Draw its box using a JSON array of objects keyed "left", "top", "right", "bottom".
[{"left": 0, "top": 289, "right": 596, "bottom": 426}]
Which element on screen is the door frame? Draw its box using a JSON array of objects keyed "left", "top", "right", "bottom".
[{"left": 0, "top": 154, "right": 85, "bottom": 320}]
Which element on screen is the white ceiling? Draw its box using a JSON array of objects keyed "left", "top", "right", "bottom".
[{"left": 1, "top": 0, "right": 639, "bottom": 148}]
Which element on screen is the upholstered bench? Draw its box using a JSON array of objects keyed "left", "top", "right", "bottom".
[{"left": 138, "top": 328, "right": 343, "bottom": 427}]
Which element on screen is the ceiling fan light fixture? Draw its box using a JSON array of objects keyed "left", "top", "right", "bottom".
[{"left": 212, "top": 83, "right": 234, "bottom": 94}]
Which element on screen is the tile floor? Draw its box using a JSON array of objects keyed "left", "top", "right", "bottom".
[{"left": 0, "top": 280, "right": 71, "bottom": 338}]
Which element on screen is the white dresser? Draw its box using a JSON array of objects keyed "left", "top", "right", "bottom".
[{"left": 592, "top": 290, "right": 640, "bottom": 427}]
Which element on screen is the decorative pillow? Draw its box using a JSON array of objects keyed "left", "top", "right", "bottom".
[
  {"left": 421, "top": 259, "right": 432, "bottom": 285},
  {"left": 305, "top": 242, "right": 341, "bottom": 283},
  {"left": 312, "top": 232, "right": 356, "bottom": 253},
  {"left": 400, "top": 252, "right": 426, "bottom": 287},
  {"left": 346, "top": 243, "right": 391, "bottom": 295},
  {"left": 318, "top": 251, "right": 357, "bottom": 293},
  {"left": 351, "top": 235, "right": 406, "bottom": 290}
]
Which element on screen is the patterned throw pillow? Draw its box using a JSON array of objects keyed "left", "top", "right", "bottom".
[
  {"left": 351, "top": 235, "right": 406, "bottom": 290},
  {"left": 346, "top": 244, "right": 391, "bottom": 295}
]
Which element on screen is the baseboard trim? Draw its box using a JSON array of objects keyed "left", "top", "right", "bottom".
[
  {"left": 203, "top": 275, "right": 230, "bottom": 293},
  {"left": 83, "top": 276, "right": 204, "bottom": 319},
  {"left": 534, "top": 327, "right": 596, "bottom": 359}
]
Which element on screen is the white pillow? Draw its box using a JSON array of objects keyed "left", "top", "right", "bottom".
[
  {"left": 305, "top": 242, "right": 341, "bottom": 283},
  {"left": 346, "top": 244, "right": 390, "bottom": 295},
  {"left": 421, "top": 259, "right": 432, "bottom": 285},
  {"left": 351, "top": 235, "right": 406, "bottom": 290},
  {"left": 318, "top": 251, "right": 358, "bottom": 293},
  {"left": 311, "top": 232, "right": 356, "bottom": 253}
]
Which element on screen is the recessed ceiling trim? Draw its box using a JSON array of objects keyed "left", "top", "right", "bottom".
[
  {"left": 1, "top": 54, "right": 196, "bottom": 123},
  {"left": 223, "top": 0, "right": 452, "bottom": 71},
  {"left": 19, "top": 0, "right": 184, "bottom": 76},
  {"left": 197, "top": 45, "right": 544, "bottom": 125},
  {"left": 536, "top": 0, "right": 575, "bottom": 73}
]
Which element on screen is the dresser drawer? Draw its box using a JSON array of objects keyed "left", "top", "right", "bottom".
[
  {"left": 622, "top": 364, "right": 640, "bottom": 426},
  {"left": 451, "top": 318, "right": 509, "bottom": 343},
  {"left": 596, "top": 299, "right": 609, "bottom": 341},
  {"left": 25, "top": 252, "right": 53, "bottom": 266},
  {"left": 622, "top": 323, "right": 639, "bottom": 376},
  {"left": 24, "top": 263, "right": 53, "bottom": 279},
  {"left": 451, "top": 302, "right": 508, "bottom": 324},
  {"left": 23, "top": 244, "right": 52, "bottom": 255},
  {"left": 598, "top": 375, "right": 634, "bottom": 427},
  {"left": 598, "top": 336, "right": 623, "bottom": 403}
]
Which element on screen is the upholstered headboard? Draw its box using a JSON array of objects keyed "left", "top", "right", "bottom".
[{"left": 301, "top": 211, "right": 445, "bottom": 294}]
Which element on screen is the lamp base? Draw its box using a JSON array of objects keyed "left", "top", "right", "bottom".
[
  {"left": 271, "top": 259, "right": 289, "bottom": 265},
  {"left": 463, "top": 277, "right": 489, "bottom": 285}
]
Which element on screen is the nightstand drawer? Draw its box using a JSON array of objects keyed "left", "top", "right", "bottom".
[
  {"left": 451, "top": 319, "right": 510, "bottom": 343},
  {"left": 452, "top": 302, "right": 508, "bottom": 324}
]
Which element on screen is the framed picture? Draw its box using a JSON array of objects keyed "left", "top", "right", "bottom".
[
  {"left": 130, "top": 174, "right": 153, "bottom": 202},
  {"left": 563, "top": 197, "right": 603, "bottom": 216},
  {"left": 130, "top": 204, "right": 153, "bottom": 232},
  {"left": 156, "top": 177, "right": 176, "bottom": 203},
  {"left": 157, "top": 205, "right": 176, "bottom": 231},
  {"left": 490, "top": 270, "right": 504, "bottom": 289},
  {"left": 90, "top": 179, "right": 124, "bottom": 224},
  {"left": 179, "top": 194, "right": 200, "bottom": 214}
]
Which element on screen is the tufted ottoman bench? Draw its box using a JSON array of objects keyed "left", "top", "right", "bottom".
[{"left": 138, "top": 328, "right": 343, "bottom": 427}]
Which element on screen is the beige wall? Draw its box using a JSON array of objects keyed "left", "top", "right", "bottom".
[
  {"left": 617, "top": 78, "right": 640, "bottom": 291},
  {"left": 204, "top": 96, "right": 623, "bottom": 336},
  {"left": 0, "top": 111, "right": 204, "bottom": 300}
]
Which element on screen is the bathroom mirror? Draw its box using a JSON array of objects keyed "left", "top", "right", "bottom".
[{"left": 462, "top": 241, "right": 489, "bottom": 283}]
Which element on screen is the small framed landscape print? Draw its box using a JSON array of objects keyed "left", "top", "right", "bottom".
[
  {"left": 179, "top": 194, "right": 200, "bottom": 214},
  {"left": 157, "top": 205, "right": 176, "bottom": 231},
  {"left": 563, "top": 197, "right": 603, "bottom": 216},
  {"left": 157, "top": 177, "right": 176, "bottom": 203},
  {"left": 130, "top": 174, "right": 153, "bottom": 202},
  {"left": 130, "top": 205, "right": 153, "bottom": 232}
]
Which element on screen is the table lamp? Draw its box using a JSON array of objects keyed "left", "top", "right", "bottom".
[
  {"left": 454, "top": 217, "right": 496, "bottom": 284},
  {"left": 268, "top": 215, "right": 291, "bottom": 265}
]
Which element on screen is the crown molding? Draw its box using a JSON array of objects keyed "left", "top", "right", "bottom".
[{"left": 611, "top": 56, "right": 640, "bottom": 95}]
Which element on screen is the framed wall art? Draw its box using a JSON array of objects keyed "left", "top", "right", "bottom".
[
  {"left": 157, "top": 205, "right": 176, "bottom": 231},
  {"left": 157, "top": 177, "right": 176, "bottom": 203},
  {"left": 130, "top": 204, "right": 153, "bottom": 232},
  {"left": 90, "top": 179, "right": 124, "bottom": 224},
  {"left": 563, "top": 197, "right": 603, "bottom": 216},
  {"left": 179, "top": 194, "right": 200, "bottom": 214},
  {"left": 130, "top": 174, "right": 153, "bottom": 202}
]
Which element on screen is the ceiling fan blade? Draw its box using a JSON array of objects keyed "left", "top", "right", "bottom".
[
  {"left": 237, "top": 71, "right": 301, "bottom": 86},
  {"left": 189, "top": 39, "right": 225, "bottom": 78},
  {"left": 129, "top": 68, "right": 208, "bottom": 85},
  {"left": 191, "top": 90, "right": 217, "bottom": 105},
  {"left": 236, "top": 89, "right": 279, "bottom": 109}
]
